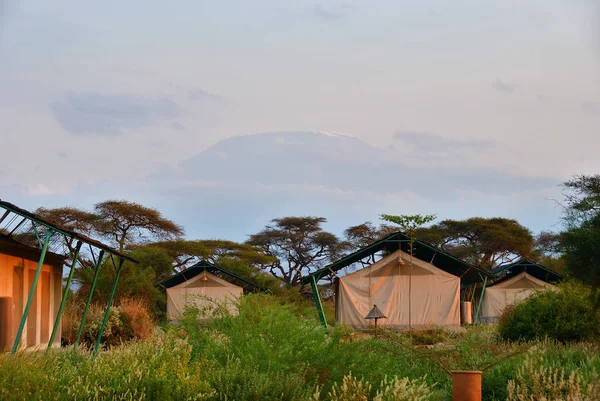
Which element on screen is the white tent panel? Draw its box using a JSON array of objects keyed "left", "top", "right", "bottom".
[
  {"left": 166, "top": 271, "right": 243, "bottom": 321},
  {"left": 480, "top": 272, "right": 555, "bottom": 322},
  {"left": 336, "top": 249, "right": 460, "bottom": 328}
]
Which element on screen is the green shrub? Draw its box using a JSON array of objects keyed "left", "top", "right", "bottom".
[
  {"left": 498, "top": 281, "right": 600, "bottom": 342},
  {"left": 173, "top": 294, "right": 449, "bottom": 399}
]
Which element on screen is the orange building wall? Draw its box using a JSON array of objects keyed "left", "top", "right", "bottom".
[{"left": 0, "top": 253, "right": 63, "bottom": 350}]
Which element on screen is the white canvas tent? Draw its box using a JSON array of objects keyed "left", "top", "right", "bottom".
[
  {"left": 336, "top": 249, "right": 461, "bottom": 328},
  {"left": 166, "top": 270, "right": 243, "bottom": 320},
  {"left": 480, "top": 259, "right": 561, "bottom": 323},
  {"left": 160, "top": 261, "right": 266, "bottom": 321}
]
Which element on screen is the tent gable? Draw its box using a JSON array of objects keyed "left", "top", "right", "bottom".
[
  {"left": 172, "top": 270, "right": 241, "bottom": 290},
  {"left": 349, "top": 250, "right": 457, "bottom": 280},
  {"left": 489, "top": 272, "right": 553, "bottom": 290}
]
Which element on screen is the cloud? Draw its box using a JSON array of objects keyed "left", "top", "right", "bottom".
[
  {"left": 311, "top": 3, "right": 352, "bottom": 21},
  {"left": 50, "top": 92, "right": 181, "bottom": 136},
  {"left": 393, "top": 130, "right": 496, "bottom": 155},
  {"left": 536, "top": 94, "right": 550, "bottom": 103},
  {"left": 189, "top": 88, "right": 222, "bottom": 102},
  {"left": 57, "top": 152, "right": 68, "bottom": 159},
  {"left": 26, "top": 184, "right": 55, "bottom": 196},
  {"left": 492, "top": 79, "right": 515, "bottom": 93},
  {"left": 171, "top": 122, "right": 186, "bottom": 131},
  {"left": 581, "top": 101, "right": 600, "bottom": 116}
]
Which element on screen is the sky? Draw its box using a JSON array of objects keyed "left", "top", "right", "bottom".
[{"left": 0, "top": 0, "right": 599, "bottom": 241}]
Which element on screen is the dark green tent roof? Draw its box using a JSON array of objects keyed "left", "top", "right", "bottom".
[
  {"left": 491, "top": 258, "right": 563, "bottom": 285},
  {"left": 301, "top": 231, "right": 492, "bottom": 285},
  {"left": 158, "top": 260, "right": 269, "bottom": 293}
]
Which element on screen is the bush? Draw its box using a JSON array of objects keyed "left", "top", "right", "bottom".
[
  {"left": 61, "top": 297, "right": 155, "bottom": 348},
  {"left": 498, "top": 281, "right": 600, "bottom": 342},
  {"left": 119, "top": 298, "right": 155, "bottom": 340},
  {"left": 173, "top": 294, "right": 450, "bottom": 399}
]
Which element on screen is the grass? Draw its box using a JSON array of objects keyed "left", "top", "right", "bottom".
[{"left": 2, "top": 294, "right": 599, "bottom": 400}]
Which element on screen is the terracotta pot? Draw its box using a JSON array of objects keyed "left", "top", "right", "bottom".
[{"left": 451, "top": 370, "right": 482, "bottom": 401}]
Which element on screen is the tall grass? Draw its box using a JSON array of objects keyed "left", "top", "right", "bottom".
[{"left": 1, "top": 294, "right": 599, "bottom": 400}]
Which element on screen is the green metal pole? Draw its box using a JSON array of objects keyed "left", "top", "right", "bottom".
[
  {"left": 31, "top": 222, "right": 42, "bottom": 248},
  {"left": 47, "top": 240, "right": 83, "bottom": 350},
  {"left": 74, "top": 250, "right": 104, "bottom": 349},
  {"left": 93, "top": 257, "right": 124, "bottom": 356},
  {"left": 310, "top": 275, "right": 328, "bottom": 331},
  {"left": 11, "top": 229, "right": 53, "bottom": 355},
  {"left": 472, "top": 277, "right": 488, "bottom": 325}
]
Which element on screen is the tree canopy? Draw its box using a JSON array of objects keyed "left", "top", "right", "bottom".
[
  {"left": 146, "top": 239, "right": 276, "bottom": 272},
  {"left": 414, "top": 217, "right": 535, "bottom": 270},
  {"left": 247, "top": 216, "right": 343, "bottom": 286},
  {"left": 37, "top": 200, "right": 184, "bottom": 252},
  {"left": 560, "top": 175, "right": 600, "bottom": 292}
]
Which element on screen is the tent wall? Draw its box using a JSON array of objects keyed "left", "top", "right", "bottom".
[
  {"left": 0, "top": 252, "right": 62, "bottom": 351},
  {"left": 480, "top": 272, "right": 554, "bottom": 323},
  {"left": 166, "top": 271, "right": 243, "bottom": 321},
  {"left": 336, "top": 250, "right": 461, "bottom": 328}
]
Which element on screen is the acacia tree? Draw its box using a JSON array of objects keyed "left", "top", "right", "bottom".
[
  {"left": 247, "top": 216, "right": 343, "bottom": 286},
  {"left": 414, "top": 217, "right": 534, "bottom": 270},
  {"left": 147, "top": 239, "right": 276, "bottom": 272},
  {"left": 37, "top": 200, "right": 184, "bottom": 253},
  {"left": 36, "top": 201, "right": 184, "bottom": 309},
  {"left": 94, "top": 200, "right": 183, "bottom": 252},
  {"left": 343, "top": 222, "right": 397, "bottom": 267},
  {"left": 344, "top": 222, "right": 397, "bottom": 250}
]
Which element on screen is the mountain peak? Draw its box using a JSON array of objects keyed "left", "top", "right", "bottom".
[{"left": 314, "top": 130, "right": 354, "bottom": 139}]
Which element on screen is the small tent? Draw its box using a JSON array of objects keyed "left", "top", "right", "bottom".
[
  {"left": 480, "top": 259, "right": 563, "bottom": 323},
  {"left": 336, "top": 249, "right": 461, "bottom": 327},
  {"left": 159, "top": 261, "right": 267, "bottom": 321}
]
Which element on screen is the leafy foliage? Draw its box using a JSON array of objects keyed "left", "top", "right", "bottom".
[
  {"left": 36, "top": 200, "right": 184, "bottom": 252},
  {"left": 148, "top": 239, "right": 276, "bottom": 272},
  {"left": 4, "top": 295, "right": 600, "bottom": 401},
  {"left": 558, "top": 175, "right": 600, "bottom": 294},
  {"left": 380, "top": 214, "right": 437, "bottom": 232},
  {"left": 344, "top": 222, "right": 397, "bottom": 250},
  {"left": 247, "top": 217, "right": 344, "bottom": 286},
  {"left": 498, "top": 281, "right": 600, "bottom": 342},
  {"left": 73, "top": 247, "right": 170, "bottom": 317},
  {"left": 562, "top": 174, "right": 600, "bottom": 226},
  {"left": 414, "top": 217, "right": 535, "bottom": 270}
]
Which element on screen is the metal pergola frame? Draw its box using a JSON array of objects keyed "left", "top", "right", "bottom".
[
  {"left": 0, "top": 200, "right": 138, "bottom": 356},
  {"left": 301, "top": 231, "right": 494, "bottom": 329}
]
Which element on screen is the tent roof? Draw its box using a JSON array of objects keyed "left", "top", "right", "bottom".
[
  {"left": 0, "top": 234, "right": 66, "bottom": 266},
  {"left": 158, "top": 260, "right": 269, "bottom": 293},
  {"left": 0, "top": 199, "right": 138, "bottom": 263},
  {"left": 302, "top": 231, "right": 492, "bottom": 285},
  {"left": 492, "top": 258, "right": 563, "bottom": 285}
]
